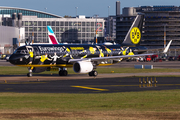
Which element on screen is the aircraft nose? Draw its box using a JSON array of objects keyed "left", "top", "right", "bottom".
[{"left": 9, "top": 54, "right": 16, "bottom": 64}]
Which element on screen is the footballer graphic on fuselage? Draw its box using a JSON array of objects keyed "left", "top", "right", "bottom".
[{"left": 9, "top": 13, "right": 172, "bottom": 77}]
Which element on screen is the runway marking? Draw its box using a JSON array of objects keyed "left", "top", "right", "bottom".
[
  {"left": 5, "top": 88, "right": 13, "bottom": 90},
  {"left": 71, "top": 86, "right": 109, "bottom": 91},
  {"left": 84, "top": 84, "right": 180, "bottom": 87},
  {"left": 88, "top": 85, "right": 138, "bottom": 87}
]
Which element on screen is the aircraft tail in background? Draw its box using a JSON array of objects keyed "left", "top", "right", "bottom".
[
  {"left": 122, "top": 13, "right": 144, "bottom": 46},
  {"left": 47, "top": 26, "right": 59, "bottom": 44}
]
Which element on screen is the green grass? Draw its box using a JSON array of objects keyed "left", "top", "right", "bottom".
[
  {"left": 0, "top": 90, "right": 180, "bottom": 112},
  {"left": 1, "top": 66, "right": 180, "bottom": 75},
  {"left": 1, "top": 66, "right": 180, "bottom": 119}
]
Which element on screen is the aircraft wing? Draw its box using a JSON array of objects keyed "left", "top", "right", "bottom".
[
  {"left": 68, "top": 53, "right": 154, "bottom": 63},
  {"left": 69, "top": 40, "right": 172, "bottom": 63}
]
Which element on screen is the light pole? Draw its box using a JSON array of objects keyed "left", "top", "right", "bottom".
[
  {"left": 164, "top": 24, "right": 167, "bottom": 48},
  {"left": 108, "top": 6, "right": 110, "bottom": 41},
  {"left": 75, "top": 7, "right": 78, "bottom": 17},
  {"left": 94, "top": 14, "right": 99, "bottom": 44},
  {"left": 44, "top": 8, "right": 47, "bottom": 12}
]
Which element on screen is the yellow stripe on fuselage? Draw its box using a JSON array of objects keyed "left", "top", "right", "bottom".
[
  {"left": 17, "top": 64, "right": 73, "bottom": 68},
  {"left": 16, "top": 63, "right": 115, "bottom": 68}
]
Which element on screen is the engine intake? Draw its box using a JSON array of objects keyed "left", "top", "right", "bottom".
[{"left": 73, "top": 61, "right": 93, "bottom": 73}]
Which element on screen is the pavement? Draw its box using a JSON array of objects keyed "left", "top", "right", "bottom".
[
  {"left": 0, "top": 60, "right": 180, "bottom": 93},
  {"left": 0, "top": 76, "right": 179, "bottom": 93},
  {"left": 0, "top": 72, "right": 180, "bottom": 82}
]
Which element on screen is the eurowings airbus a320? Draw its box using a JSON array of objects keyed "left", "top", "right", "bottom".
[{"left": 9, "top": 14, "right": 172, "bottom": 77}]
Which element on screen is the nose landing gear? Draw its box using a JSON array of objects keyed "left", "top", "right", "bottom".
[{"left": 27, "top": 67, "right": 33, "bottom": 77}]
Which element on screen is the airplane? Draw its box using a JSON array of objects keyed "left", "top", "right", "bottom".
[{"left": 9, "top": 13, "right": 172, "bottom": 77}]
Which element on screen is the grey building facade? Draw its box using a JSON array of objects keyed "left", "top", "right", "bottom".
[
  {"left": 116, "top": 5, "right": 180, "bottom": 47},
  {"left": 0, "top": 7, "right": 105, "bottom": 54}
]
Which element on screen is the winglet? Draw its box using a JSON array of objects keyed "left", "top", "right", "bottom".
[{"left": 163, "top": 40, "right": 172, "bottom": 53}]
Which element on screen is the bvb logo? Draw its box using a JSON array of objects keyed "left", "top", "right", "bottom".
[{"left": 130, "top": 27, "right": 141, "bottom": 44}]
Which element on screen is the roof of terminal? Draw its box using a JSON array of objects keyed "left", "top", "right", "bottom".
[{"left": 0, "top": 6, "right": 62, "bottom": 18}]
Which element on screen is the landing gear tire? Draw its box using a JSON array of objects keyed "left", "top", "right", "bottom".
[
  {"left": 59, "top": 70, "right": 68, "bottom": 76},
  {"left": 89, "top": 70, "right": 98, "bottom": 77},
  {"left": 27, "top": 73, "right": 32, "bottom": 77}
]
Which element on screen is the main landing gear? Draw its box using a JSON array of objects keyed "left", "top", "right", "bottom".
[
  {"left": 88, "top": 70, "right": 98, "bottom": 77},
  {"left": 59, "top": 68, "right": 68, "bottom": 76}
]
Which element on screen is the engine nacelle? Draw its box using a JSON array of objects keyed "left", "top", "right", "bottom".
[{"left": 73, "top": 61, "right": 93, "bottom": 73}]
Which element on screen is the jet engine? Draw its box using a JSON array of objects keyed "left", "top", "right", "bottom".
[{"left": 73, "top": 61, "right": 93, "bottom": 73}]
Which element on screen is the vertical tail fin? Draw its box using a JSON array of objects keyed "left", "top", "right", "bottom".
[
  {"left": 163, "top": 40, "right": 172, "bottom": 53},
  {"left": 122, "top": 13, "right": 144, "bottom": 46},
  {"left": 47, "top": 26, "right": 59, "bottom": 44}
]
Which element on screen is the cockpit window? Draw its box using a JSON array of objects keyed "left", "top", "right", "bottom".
[{"left": 13, "top": 46, "right": 28, "bottom": 54}]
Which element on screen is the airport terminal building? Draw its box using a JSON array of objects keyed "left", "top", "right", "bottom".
[{"left": 0, "top": 7, "right": 105, "bottom": 54}]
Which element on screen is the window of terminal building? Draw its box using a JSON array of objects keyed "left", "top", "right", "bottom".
[
  {"left": 78, "top": 27, "right": 81, "bottom": 32},
  {"left": 91, "top": 28, "right": 95, "bottom": 32},
  {"left": 86, "top": 22, "right": 90, "bottom": 26},
  {"left": 99, "top": 33, "right": 103, "bottom": 37},
  {"left": 73, "top": 28, "right": 77, "bottom": 32},
  {"left": 56, "top": 21, "right": 59, "bottom": 26},
  {"left": 74, "top": 22, "right": 77, "bottom": 26},
  {"left": 38, "top": 33, "right": 42, "bottom": 37},
  {"left": 86, "top": 33, "right": 90, "bottom": 37},
  {"left": 86, "top": 28, "right": 90, "bottom": 32},
  {"left": 78, "top": 22, "right": 81, "bottom": 26},
  {"left": 65, "top": 22, "right": 68, "bottom": 26},
  {"left": 33, "top": 21, "right": 37, "bottom": 26},
  {"left": 38, "top": 27, "right": 42, "bottom": 32},
  {"left": 82, "top": 33, "right": 85, "bottom": 37},
  {"left": 56, "top": 27, "right": 59, "bottom": 32},
  {"left": 25, "top": 27, "right": 28, "bottom": 32},
  {"left": 91, "top": 22, "right": 94, "bottom": 26},
  {"left": 29, "top": 21, "right": 33, "bottom": 26},
  {"left": 56, "top": 33, "right": 59, "bottom": 37},
  {"left": 60, "top": 27, "right": 65, "bottom": 32},
  {"left": 52, "top": 21, "right": 55, "bottom": 26},
  {"left": 69, "top": 22, "right": 73, "bottom": 26},
  {"left": 43, "top": 33, "right": 46, "bottom": 37},
  {"left": 43, "top": 21, "right": 46, "bottom": 26},
  {"left": 91, "top": 33, "right": 95, "bottom": 37},
  {"left": 82, "top": 28, "right": 85, "bottom": 32},
  {"left": 60, "top": 22, "right": 64, "bottom": 26},
  {"left": 34, "top": 33, "right": 37, "bottom": 37},
  {"left": 65, "top": 27, "right": 68, "bottom": 31},
  {"left": 29, "top": 27, "right": 33, "bottom": 31},
  {"left": 34, "top": 27, "right": 37, "bottom": 32},
  {"left": 78, "top": 33, "right": 81, "bottom": 37},
  {"left": 25, "top": 21, "right": 28, "bottom": 26},
  {"left": 38, "top": 21, "right": 42, "bottom": 26},
  {"left": 68, "top": 27, "right": 72, "bottom": 32},
  {"left": 25, "top": 33, "right": 28, "bottom": 37},
  {"left": 42, "top": 27, "right": 46, "bottom": 32},
  {"left": 52, "top": 27, "right": 55, "bottom": 32},
  {"left": 47, "top": 21, "right": 51, "bottom": 26},
  {"left": 82, "top": 22, "right": 85, "bottom": 26}
]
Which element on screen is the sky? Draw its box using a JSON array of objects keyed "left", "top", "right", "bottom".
[{"left": 0, "top": 0, "right": 180, "bottom": 17}]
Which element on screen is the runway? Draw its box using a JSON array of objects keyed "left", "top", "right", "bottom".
[{"left": 0, "top": 77, "right": 180, "bottom": 93}]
